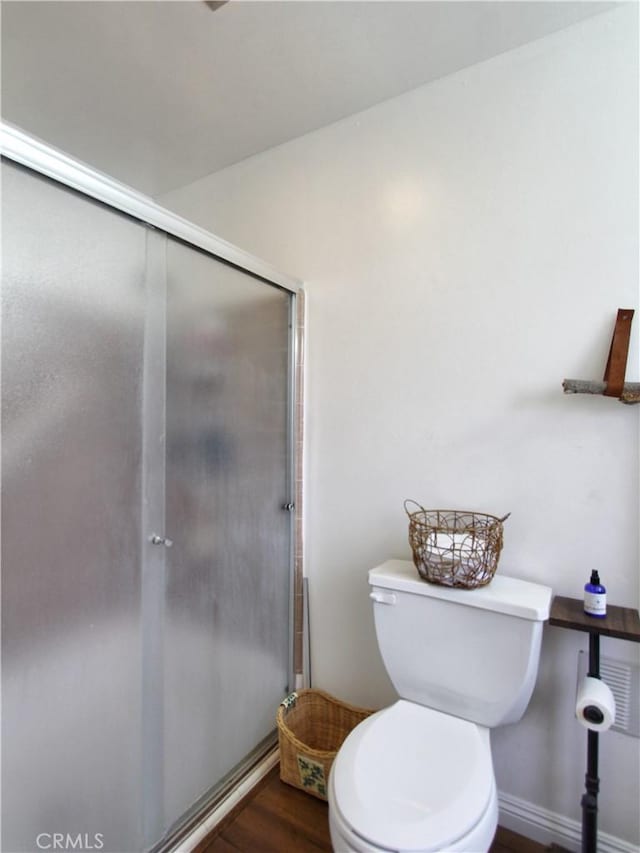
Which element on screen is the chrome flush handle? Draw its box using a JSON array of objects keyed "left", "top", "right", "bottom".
[{"left": 369, "top": 591, "right": 397, "bottom": 605}]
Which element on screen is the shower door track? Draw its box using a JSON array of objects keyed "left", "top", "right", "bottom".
[
  {"left": 151, "top": 735, "right": 278, "bottom": 853},
  {"left": 0, "top": 121, "right": 301, "bottom": 294}
]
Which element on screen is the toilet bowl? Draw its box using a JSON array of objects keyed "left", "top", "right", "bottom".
[
  {"left": 327, "top": 701, "right": 498, "bottom": 852},
  {"left": 327, "top": 560, "right": 552, "bottom": 853}
]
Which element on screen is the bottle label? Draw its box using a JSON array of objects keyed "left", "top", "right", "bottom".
[{"left": 584, "top": 591, "right": 606, "bottom": 616}]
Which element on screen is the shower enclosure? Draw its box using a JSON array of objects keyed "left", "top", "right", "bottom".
[{"left": 1, "top": 124, "right": 301, "bottom": 853}]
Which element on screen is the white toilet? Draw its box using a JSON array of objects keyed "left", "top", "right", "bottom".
[{"left": 328, "top": 559, "right": 552, "bottom": 853}]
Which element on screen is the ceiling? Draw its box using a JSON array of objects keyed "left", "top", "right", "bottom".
[{"left": 1, "top": 1, "right": 616, "bottom": 198}]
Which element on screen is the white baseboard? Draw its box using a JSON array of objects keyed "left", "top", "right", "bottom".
[{"left": 498, "top": 791, "right": 639, "bottom": 853}]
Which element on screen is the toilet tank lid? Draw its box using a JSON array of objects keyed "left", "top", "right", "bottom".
[{"left": 369, "top": 560, "right": 552, "bottom": 621}]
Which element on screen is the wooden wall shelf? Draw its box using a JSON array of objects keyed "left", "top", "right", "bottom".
[
  {"left": 562, "top": 308, "right": 638, "bottom": 404},
  {"left": 550, "top": 595, "right": 640, "bottom": 643}
]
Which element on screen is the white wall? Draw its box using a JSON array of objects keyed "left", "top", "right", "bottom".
[{"left": 161, "top": 6, "right": 639, "bottom": 846}]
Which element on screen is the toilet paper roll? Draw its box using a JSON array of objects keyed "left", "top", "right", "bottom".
[{"left": 575, "top": 676, "right": 616, "bottom": 732}]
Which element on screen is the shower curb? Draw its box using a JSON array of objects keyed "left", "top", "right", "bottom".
[{"left": 173, "top": 748, "right": 280, "bottom": 852}]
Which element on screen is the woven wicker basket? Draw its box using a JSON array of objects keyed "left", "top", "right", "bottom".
[
  {"left": 404, "top": 500, "right": 510, "bottom": 589},
  {"left": 276, "top": 689, "right": 373, "bottom": 800}
]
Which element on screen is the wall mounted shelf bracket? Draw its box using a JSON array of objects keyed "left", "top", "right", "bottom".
[{"left": 563, "top": 308, "right": 639, "bottom": 404}]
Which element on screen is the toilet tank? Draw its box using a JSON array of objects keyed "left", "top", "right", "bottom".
[{"left": 369, "top": 560, "right": 552, "bottom": 728}]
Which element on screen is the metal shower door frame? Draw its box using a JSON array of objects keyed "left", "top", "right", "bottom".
[
  {"left": 0, "top": 123, "right": 301, "bottom": 295},
  {"left": 1, "top": 120, "right": 303, "bottom": 848}
]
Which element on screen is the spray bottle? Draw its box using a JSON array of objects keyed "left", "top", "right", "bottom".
[{"left": 584, "top": 570, "right": 607, "bottom": 618}]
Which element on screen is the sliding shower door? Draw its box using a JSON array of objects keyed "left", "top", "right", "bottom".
[
  {"left": 162, "top": 240, "right": 292, "bottom": 829},
  {"left": 2, "top": 159, "right": 148, "bottom": 853},
  {"left": 2, "top": 149, "right": 295, "bottom": 853}
]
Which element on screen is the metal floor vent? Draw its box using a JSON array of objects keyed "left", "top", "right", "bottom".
[{"left": 578, "top": 650, "right": 640, "bottom": 737}]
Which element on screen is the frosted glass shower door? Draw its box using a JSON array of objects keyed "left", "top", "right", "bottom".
[
  {"left": 1, "top": 160, "right": 148, "bottom": 853},
  {"left": 162, "top": 240, "right": 292, "bottom": 826},
  {"left": 2, "top": 146, "right": 295, "bottom": 852}
]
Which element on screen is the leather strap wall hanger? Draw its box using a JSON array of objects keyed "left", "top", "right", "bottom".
[
  {"left": 563, "top": 308, "right": 639, "bottom": 404},
  {"left": 603, "top": 308, "right": 634, "bottom": 397}
]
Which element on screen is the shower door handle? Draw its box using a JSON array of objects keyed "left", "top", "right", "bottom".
[{"left": 150, "top": 534, "right": 173, "bottom": 547}]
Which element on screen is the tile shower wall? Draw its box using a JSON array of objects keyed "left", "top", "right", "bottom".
[{"left": 160, "top": 6, "right": 639, "bottom": 847}]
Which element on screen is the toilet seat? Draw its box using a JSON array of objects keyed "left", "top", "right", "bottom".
[{"left": 331, "top": 700, "right": 495, "bottom": 852}]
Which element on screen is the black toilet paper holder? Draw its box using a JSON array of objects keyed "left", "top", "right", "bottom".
[{"left": 550, "top": 596, "right": 640, "bottom": 853}]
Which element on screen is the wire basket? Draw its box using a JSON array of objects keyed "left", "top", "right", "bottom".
[
  {"left": 276, "top": 689, "right": 373, "bottom": 800},
  {"left": 404, "top": 500, "right": 510, "bottom": 589}
]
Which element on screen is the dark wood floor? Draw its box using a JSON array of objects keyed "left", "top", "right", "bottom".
[{"left": 198, "top": 767, "right": 548, "bottom": 853}]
